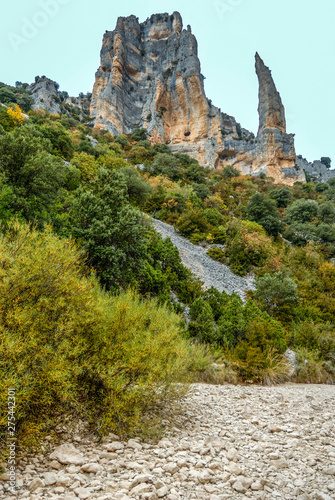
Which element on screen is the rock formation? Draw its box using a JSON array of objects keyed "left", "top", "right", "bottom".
[
  {"left": 90, "top": 12, "right": 308, "bottom": 185},
  {"left": 90, "top": 12, "right": 252, "bottom": 167},
  {"left": 27, "top": 76, "right": 64, "bottom": 115},
  {"left": 256, "top": 52, "right": 286, "bottom": 134},
  {"left": 296, "top": 156, "right": 335, "bottom": 183},
  {"left": 225, "top": 53, "right": 305, "bottom": 185},
  {"left": 27, "top": 76, "right": 91, "bottom": 120}
]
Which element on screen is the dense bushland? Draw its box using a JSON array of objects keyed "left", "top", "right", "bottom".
[
  {"left": 0, "top": 221, "right": 206, "bottom": 449},
  {"left": 0, "top": 100, "right": 334, "bottom": 452}
]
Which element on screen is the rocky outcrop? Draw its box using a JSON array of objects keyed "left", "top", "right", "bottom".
[
  {"left": 27, "top": 76, "right": 64, "bottom": 114},
  {"left": 256, "top": 52, "right": 286, "bottom": 134},
  {"left": 222, "top": 53, "right": 305, "bottom": 185},
  {"left": 90, "top": 13, "right": 309, "bottom": 185},
  {"left": 27, "top": 13, "right": 331, "bottom": 186},
  {"left": 296, "top": 156, "right": 335, "bottom": 183},
  {"left": 90, "top": 12, "right": 252, "bottom": 165},
  {"left": 27, "top": 76, "right": 91, "bottom": 120}
]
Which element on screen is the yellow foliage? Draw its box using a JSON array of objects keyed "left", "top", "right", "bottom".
[
  {"left": 0, "top": 221, "right": 202, "bottom": 451},
  {"left": 7, "top": 104, "right": 25, "bottom": 126},
  {"left": 204, "top": 194, "right": 226, "bottom": 210}
]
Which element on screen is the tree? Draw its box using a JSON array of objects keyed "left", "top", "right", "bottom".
[
  {"left": 114, "top": 135, "right": 129, "bottom": 147},
  {"left": 192, "top": 183, "right": 211, "bottom": 200},
  {"left": 284, "top": 199, "right": 318, "bottom": 224},
  {"left": 189, "top": 298, "right": 217, "bottom": 343},
  {"left": 246, "top": 192, "right": 281, "bottom": 236},
  {"left": 150, "top": 153, "right": 181, "bottom": 181},
  {"left": 318, "top": 202, "right": 335, "bottom": 224},
  {"left": 71, "top": 168, "right": 150, "bottom": 290},
  {"left": 40, "top": 124, "right": 74, "bottom": 160},
  {"left": 0, "top": 125, "right": 77, "bottom": 225},
  {"left": 222, "top": 165, "right": 240, "bottom": 178},
  {"left": 269, "top": 187, "right": 293, "bottom": 208},
  {"left": 131, "top": 128, "right": 147, "bottom": 141},
  {"left": 120, "top": 166, "right": 153, "bottom": 206},
  {"left": 254, "top": 271, "right": 298, "bottom": 316},
  {"left": 320, "top": 157, "right": 331, "bottom": 169}
]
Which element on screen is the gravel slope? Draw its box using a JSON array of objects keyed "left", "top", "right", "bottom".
[{"left": 152, "top": 218, "right": 255, "bottom": 298}]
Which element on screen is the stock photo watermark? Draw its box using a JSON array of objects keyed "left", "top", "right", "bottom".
[
  {"left": 8, "top": 0, "right": 71, "bottom": 53},
  {"left": 7, "top": 388, "right": 16, "bottom": 495},
  {"left": 213, "top": 0, "right": 243, "bottom": 20}
]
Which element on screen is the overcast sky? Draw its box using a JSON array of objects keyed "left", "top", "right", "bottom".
[{"left": 1, "top": 0, "right": 334, "bottom": 165}]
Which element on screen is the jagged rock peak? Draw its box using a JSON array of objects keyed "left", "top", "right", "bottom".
[
  {"left": 255, "top": 52, "right": 286, "bottom": 135},
  {"left": 27, "top": 76, "right": 63, "bottom": 115}
]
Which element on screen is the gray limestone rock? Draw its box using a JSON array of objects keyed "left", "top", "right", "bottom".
[
  {"left": 255, "top": 52, "right": 286, "bottom": 134},
  {"left": 27, "top": 76, "right": 63, "bottom": 114}
]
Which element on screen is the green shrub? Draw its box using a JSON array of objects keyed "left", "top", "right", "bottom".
[
  {"left": 71, "top": 168, "right": 149, "bottom": 290},
  {"left": 189, "top": 233, "right": 207, "bottom": 244},
  {"left": 192, "top": 183, "right": 211, "bottom": 200},
  {"left": 114, "top": 134, "right": 129, "bottom": 147},
  {"left": 284, "top": 199, "right": 318, "bottom": 224},
  {"left": 230, "top": 345, "right": 289, "bottom": 384},
  {"left": 318, "top": 201, "right": 335, "bottom": 223},
  {"left": 222, "top": 165, "right": 240, "bottom": 178},
  {"left": 176, "top": 208, "right": 211, "bottom": 237},
  {"left": 40, "top": 124, "right": 74, "bottom": 160},
  {"left": 131, "top": 128, "right": 147, "bottom": 141},
  {"left": 246, "top": 192, "right": 281, "bottom": 236},
  {"left": 120, "top": 166, "right": 154, "bottom": 206},
  {"left": 254, "top": 271, "right": 299, "bottom": 317},
  {"left": 0, "top": 124, "right": 78, "bottom": 226},
  {"left": 293, "top": 349, "right": 334, "bottom": 384},
  {"left": 0, "top": 221, "right": 201, "bottom": 450},
  {"left": 225, "top": 222, "right": 274, "bottom": 275},
  {"left": 207, "top": 246, "right": 226, "bottom": 263},
  {"left": 292, "top": 321, "right": 335, "bottom": 359},
  {"left": 150, "top": 153, "right": 181, "bottom": 181},
  {"left": 269, "top": 187, "right": 293, "bottom": 208}
]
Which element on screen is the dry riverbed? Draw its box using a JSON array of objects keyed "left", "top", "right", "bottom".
[{"left": 2, "top": 384, "right": 335, "bottom": 500}]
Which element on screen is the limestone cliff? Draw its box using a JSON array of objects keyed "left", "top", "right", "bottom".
[
  {"left": 90, "top": 12, "right": 306, "bottom": 185},
  {"left": 90, "top": 12, "right": 251, "bottom": 167}
]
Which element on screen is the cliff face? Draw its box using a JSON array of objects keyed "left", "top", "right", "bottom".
[
  {"left": 90, "top": 12, "right": 251, "bottom": 166},
  {"left": 91, "top": 13, "right": 304, "bottom": 185}
]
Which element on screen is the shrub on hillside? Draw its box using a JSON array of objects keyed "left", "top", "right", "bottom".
[
  {"left": 225, "top": 221, "right": 275, "bottom": 275},
  {"left": 284, "top": 199, "right": 318, "bottom": 224},
  {"left": 0, "top": 221, "right": 202, "bottom": 450},
  {"left": 246, "top": 192, "right": 281, "bottom": 236},
  {"left": 0, "top": 124, "right": 79, "bottom": 226},
  {"left": 175, "top": 208, "right": 211, "bottom": 237},
  {"left": 269, "top": 187, "right": 293, "bottom": 208}
]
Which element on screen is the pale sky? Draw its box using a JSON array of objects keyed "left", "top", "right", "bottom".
[{"left": 1, "top": 0, "right": 334, "bottom": 166}]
